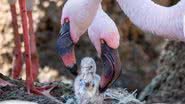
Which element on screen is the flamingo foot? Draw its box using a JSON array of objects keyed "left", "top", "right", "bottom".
[
  {"left": 30, "top": 86, "right": 55, "bottom": 95},
  {"left": 28, "top": 86, "right": 62, "bottom": 104},
  {"left": 0, "top": 79, "right": 14, "bottom": 87},
  {"left": 26, "top": 80, "right": 56, "bottom": 95},
  {"left": 0, "top": 78, "right": 15, "bottom": 95}
]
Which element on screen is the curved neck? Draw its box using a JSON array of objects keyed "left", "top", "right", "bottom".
[
  {"left": 117, "top": 0, "right": 185, "bottom": 40},
  {"left": 119, "top": 0, "right": 185, "bottom": 15}
]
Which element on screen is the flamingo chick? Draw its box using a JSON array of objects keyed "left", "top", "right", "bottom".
[
  {"left": 117, "top": 0, "right": 185, "bottom": 41},
  {"left": 88, "top": 5, "right": 121, "bottom": 92},
  {"left": 74, "top": 57, "right": 103, "bottom": 104}
]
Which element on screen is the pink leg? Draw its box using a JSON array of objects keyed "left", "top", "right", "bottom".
[
  {"left": 18, "top": 0, "right": 55, "bottom": 95},
  {"left": 18, "top": 0, "right": 34, "bottom": 93},
  {"left": 9, "top": 3, "right": 23, "bottom": 79},
  {"left": 27, "top": 11, "right": 39, "bottom": 81}
]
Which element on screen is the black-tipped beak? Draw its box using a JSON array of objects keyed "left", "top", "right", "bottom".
[
  {"left": 56, "top": 18, "right": 78, "bottom": 76},
  {"left": 99, "top": 41, "right": 121, "bottom": 93}
]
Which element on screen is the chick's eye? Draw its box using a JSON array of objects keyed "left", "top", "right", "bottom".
[
  {"left": 85, "top": 83, "right": 90, "bottom": 87},
  {"left": 90, "top": 66, "right": 93, "bottom": 69}
]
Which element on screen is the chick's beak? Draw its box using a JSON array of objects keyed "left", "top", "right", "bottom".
[
  {"left": 56, "top": 18, "right": 78, "bottom": 76},
  {"left": 99, "top": 41, "right": 121, "bottom": 93}
]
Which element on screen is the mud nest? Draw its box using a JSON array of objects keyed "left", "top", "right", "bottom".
[{"left": 0, "top": 74, "right": 143, "bottom": 104}]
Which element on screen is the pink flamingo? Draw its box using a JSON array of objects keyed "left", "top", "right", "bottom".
[
  {"left": 56, "top": 0, "right": 102, "bottom": 75},
  {"left": 88, "top": 5, "right": 121, "bottom": 92},
  {"left": 117, "top": 0, "right": 185, "bottom": 41},
  {"left": 3, "top": 0, "right": 40, "bottom": 94},
  {"left": 57, "top": 0, "right": 121, "bottom": 92}
]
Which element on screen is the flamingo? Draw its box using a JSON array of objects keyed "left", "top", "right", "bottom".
[
  {"left": 117, "top": 0, "right": 185, "bottom": 41},
  {"left": 56, "top": 0, "right": 121, "bottom": 92},
  {"left": 56, "top": 0, "right": 102, "bottom": 76},
  {"left": 88, "top": 5, "right": 121, "bottom": 92},
  {"left": 5, "top": 0, "right": 40, "bottom": 94}
]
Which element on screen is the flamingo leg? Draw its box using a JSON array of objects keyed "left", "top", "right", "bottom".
[
  {"left": 18, "top": 0, "right": 34, "bottom": 94},
  {"left": 27, "top": 9, "right": 39, "bottom": 81},
  {"left": 0, "top": 0, "right": 20, "bottom": 91},
  {"left": 17, "top": 0, "right": 56, "bottom": 95},
  {"left": 26, "top": 0, "right": 54, "bottom": 95},
  {"left": 9, "top": 2, "right": 23, "bottom": 79}
]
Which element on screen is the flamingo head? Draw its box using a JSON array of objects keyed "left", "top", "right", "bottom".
[
  {"left": 88, "top": 27, "right": 121, "bottom": 93},
  {"left": 56, "top": 18, "right": 78, "bottom": 76}
]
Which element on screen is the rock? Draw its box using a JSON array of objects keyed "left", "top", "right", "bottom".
[{"left": 139, "top": 41, "right": 185, "bottom": 103}]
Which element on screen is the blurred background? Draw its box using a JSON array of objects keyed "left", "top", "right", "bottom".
[{"left": 0, "top": 0, "right": 179, "bottom": 94}]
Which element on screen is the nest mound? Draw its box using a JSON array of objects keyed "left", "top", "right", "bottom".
[{"left": 0, "top": 74, "right": 143, "bottom": 104}]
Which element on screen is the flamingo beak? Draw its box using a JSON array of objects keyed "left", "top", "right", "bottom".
[
  {"left": 99, "top": 41, "right": 121, "bottom": 93},
  {"left": 56, "top": 19, "right": 78, "bottom": 76}
]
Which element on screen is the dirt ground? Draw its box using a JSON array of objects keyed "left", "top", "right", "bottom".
[{"left": 0, "top": 0, "right": 178, "bottom": 103}]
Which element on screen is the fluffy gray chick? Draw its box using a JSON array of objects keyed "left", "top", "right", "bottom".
[{"left": 74, "top": 57, "right": 103, "bottom": 104}]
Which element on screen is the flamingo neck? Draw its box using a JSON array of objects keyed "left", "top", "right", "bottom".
[
  {"left": 72, "top": 0, "right": 102, "bottom": 43},
  {"left": 117, "top": 0, "right": 185, "bottom": 41}
]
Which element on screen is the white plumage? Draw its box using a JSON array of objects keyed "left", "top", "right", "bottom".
[
  {"left": 117, "top": 0, "right": 185, "bottom": 41},
  {"left": 0, "top": 100, "right": 37, "bottom": 104},
  {"left": 183, "top": 15, "right": 185, "bottom": 38},
  {"left": 74, "top": 57, "right": 102, "bottom": 104}
]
